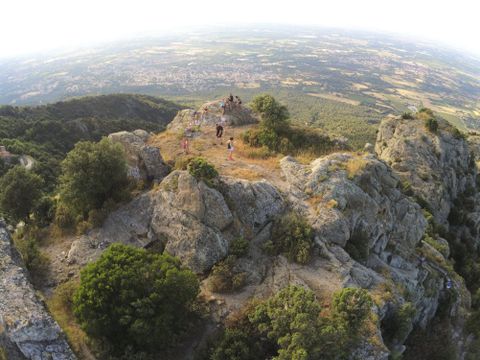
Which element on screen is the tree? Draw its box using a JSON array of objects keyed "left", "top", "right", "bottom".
[
  {"left": 210, "top": 329, "right": 260, "bottom": 360},
  {"left": 0, "top": 165, "right": 43, "bottom": 222},
  {"left": 58, "top": 138, "right": 129, "bottom": 218},
  {"left": 251, "top": 94, "right": 290, "bottom": 132},
  {"left": 268, "top": 212, "right": 314, "bottom": 264},
  {"left": 331, "top": 287, "right": 373, "bottom": 334},
  {"left": 248, "top": 285, "right": 322, "bottom": 360},
  {"left": 73, "top": 243, "right": 200, "bottom": 353}
]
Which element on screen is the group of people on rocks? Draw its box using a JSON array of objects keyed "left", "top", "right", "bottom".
[
  {"left": 219, "top": 93, "right": 242, "bottom": 115},
  {"left": 181, "top": 96, "right": 236, "bottom": 161}
]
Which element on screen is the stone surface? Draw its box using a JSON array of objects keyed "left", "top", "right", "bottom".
[
  {"left": 108, "top": 130, "right": 170, "bottom": 182},
  {"left": 67, "top": 171, "right": 285, "bottom": 274},
  {"left": 376, "top": 116, "right": 476, "bottom": 225},
  {"left": 167, "top": 99, "right": 258, "bottom": 133},
  {"left": 0, "top": 220, "right": 76, "bottom": 360}
]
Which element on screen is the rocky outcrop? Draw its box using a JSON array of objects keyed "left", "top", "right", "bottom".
[
  {"left": 280, "top": 153, "right": 468, "bottom": 356},
  {"left": 0, "top": 220, "right": 75, "bottom": 360},
  {"left": 67, "top": 171, "right": 285, "bottom": 273},
  {"left": 167, "top": 99, "right": 257, "bottom": 133},
  {"left": 376, "top": 117, "right": 476, "bottom": 225},
  {"left": 108, "top": 129, "right": 170, "bottom": 182}
]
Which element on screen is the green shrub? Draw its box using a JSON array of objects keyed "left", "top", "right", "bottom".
[
  {"left": 205, "top": 286, "right": 371, "bottom": 360},
  {"left": 54, "top": 203, "right": 75, "bottom": 229},
  {"left": 187, "top": 157, "right": 218, "bottom": 184},
  {"left": 250, "top": 94, "right": 290, "bottom": 132},
  {"left": 58, "top": 138, "right": 129, "bottom": 219},
  {"left": 425, "top": 118, "right": 439, "bottom": 133},
  {"left": 230, "top": 237, "right": 249, "bottom": 257},
  {"left": 332, "top": 287, "right": 373, "bottom": 334},
  {"left": 73, "top": 244, "right": 199, "bottom": 353},
  {"left": 33, "top": 196, "right": 56, "bottom": 227},
  {"left": 382, "top": 302, "right": 416, "bottom": 346},
  {"left": 209, "top": 328, "right": 260, "bottom": 360},
  {"left": 270, "top": 212, "right": 315, "bottom": 264},
  {"left": 401, "top": 112, "right": 415, "bottom": 120},
  {"left": 13, "top": 225, "right": 49, "bottom": 281},
  {"left": 248, "top": 285, "right": 324, "bottom": 360},
  {"left": 209, "top": 256, "right": 247, "bottom": 293},
  {"left": 0, "top": 165, "right": 43, "bottom": 222}
]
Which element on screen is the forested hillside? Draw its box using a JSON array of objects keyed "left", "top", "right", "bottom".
[{"left": 0, "top": 94, "right": 183, "bottom": 187}]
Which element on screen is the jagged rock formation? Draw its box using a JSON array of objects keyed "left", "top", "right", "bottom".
[
  {"left": 67, "top": 171, "right": 284, "bottom": 273},
  {"left": 60, "top": 116, "right": 480, "bottom": 359},
  {"left": 167, "top": 99, "right": 257, "bottom": 132},
  {"left": 376, "top": 117, "right": 476, "bottom": 225},
  {"left": 108, "top": 129, "right": 170, "bottom": 182},
  {"left": 0, "top": 220, "right": 76, "bottom": 360}
]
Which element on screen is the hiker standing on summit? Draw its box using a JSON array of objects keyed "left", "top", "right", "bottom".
[
  {"left": 216, "top": 123, "right": 224, "bottom": 144},
  {"left": 227, "top": 137, "right": 234, "bottom": 161}
]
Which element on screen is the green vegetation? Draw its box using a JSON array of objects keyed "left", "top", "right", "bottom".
[
  {"left": 244, "top": 95, "right": 337, "bottom": 157},
  {"left": 0, "top": 94, "right": 182, "bottom": 195},
  {"left": 230, "top": 237, "right": 250, "bottom": 257},
  {"left": 208, "top": 237, "right": 250, "bottom": 293},
  {"left": 425, "top": 118, "right": 439, "bottom": 133},
  {"left": 204, "top": 286, "right": 374, "bottom": 360},
  {"left": 209, "top": 255, "right": 247, "bottom": 293},
  {"left": 12, "top": 225, "right": 49, "bottom": 284},
  {"left": 382, "top": 302, "right": 416, "bottom": 347},
  {"left": 265, "top": 212, "right": 315, "bottom": 264},
  {"left": 73, "top": 243, "right": 199, "bottom": 354},
  {"left": 0, "top": 165, "right": 43, "bottom": 222},
  {"left": 58, "top": 138, "right": 129, "bottom": 221},
  {"left": 187, "top": 157, "right": 219, "bottom": 185}
]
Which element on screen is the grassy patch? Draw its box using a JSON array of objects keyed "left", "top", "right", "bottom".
[{"left": 46, "top": 281, "right": 91, "bottom": 358}]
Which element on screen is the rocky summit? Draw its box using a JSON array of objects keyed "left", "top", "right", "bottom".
[{"left": 2, "top": 106, "right": 480, "bottom": 359}]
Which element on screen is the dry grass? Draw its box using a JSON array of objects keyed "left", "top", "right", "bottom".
[
  {"left": 149, "top": 125, "right": 283, "bottom": 183},
  {"left": 345, "top": 157, "right": 369, "bottom": 179},
  {"left": 46, "top": 281, "right": 94, "bottom": 360},
  {"left": 325, "top": 199, "right": 338, "bottom": 209}
]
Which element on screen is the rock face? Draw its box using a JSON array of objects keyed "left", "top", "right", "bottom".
[
  {"left": 67, "top": 171, "right": 285, "bottom": 273},
  {"left": 167, "top": 99, "right": 258, "bottom": 132},
  {"left": 0, "top": 220, "right": 76, "bottom": 360},
  {"left": 376, "top": 117, "right": 476, "bottom": 225},
  {"left": 60, "top": 116, "right": 480, "bottom": 359},
  {"left": 108, "top": 129, "right": 170, "bottom": 182},
  {"left": 280, "top": 151, "right": 470, "bottom": 357}
]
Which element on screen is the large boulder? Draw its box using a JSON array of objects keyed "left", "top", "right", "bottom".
[
  {"left": 0, "top": 220, "right": 76, "bottom": 360},
  {"left": 67, "top": 171, "right": 285, "bottom": 274},
  {"left": 167, "top": 99, "right": 258, "bottom": 132},
  {"left": 108, "top": 129, "right": 170, "bottom": 182}
]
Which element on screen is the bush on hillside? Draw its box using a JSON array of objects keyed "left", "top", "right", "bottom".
[
  {"left": 332, "top": 287, "right": 373, "bottom": 334},
  {"left": 246, "top": 95, "right": 336, "bottom": 156},
  {"left": 187, "top": 157, "right": 219, "bottom": 184},
  {"left": 402, "top": 112, "right": 415, "bottom": 120},
  {"left": 250, "top": 94, "right": 290, "bottom": 132},
  {"left": 73, "top": 244, "right": 199, "bottom": 353},
  {"left": 0, "top": 165, "right": 43, "bottom": 222},
  {"left": 425, "top": 118, "right": 439, "bottom": 133},
  {"left": 204, "top": 286, "right": 373, "bottom": 360},
  {"left": 267, "top": 212, "right": 315, "bottom": 264},
  {"left": 248, "top": 285, "right": 324, "bottom": 359},
  {"left": 209, "top": 255, "right": 247, "bottom": 293},
  {"left": 58, "top": 138, "right": 129, "bottom": 221}
]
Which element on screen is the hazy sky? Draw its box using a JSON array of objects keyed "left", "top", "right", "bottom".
[{"left": 2, "top": 0, "right": 480, "bottom": 58}]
